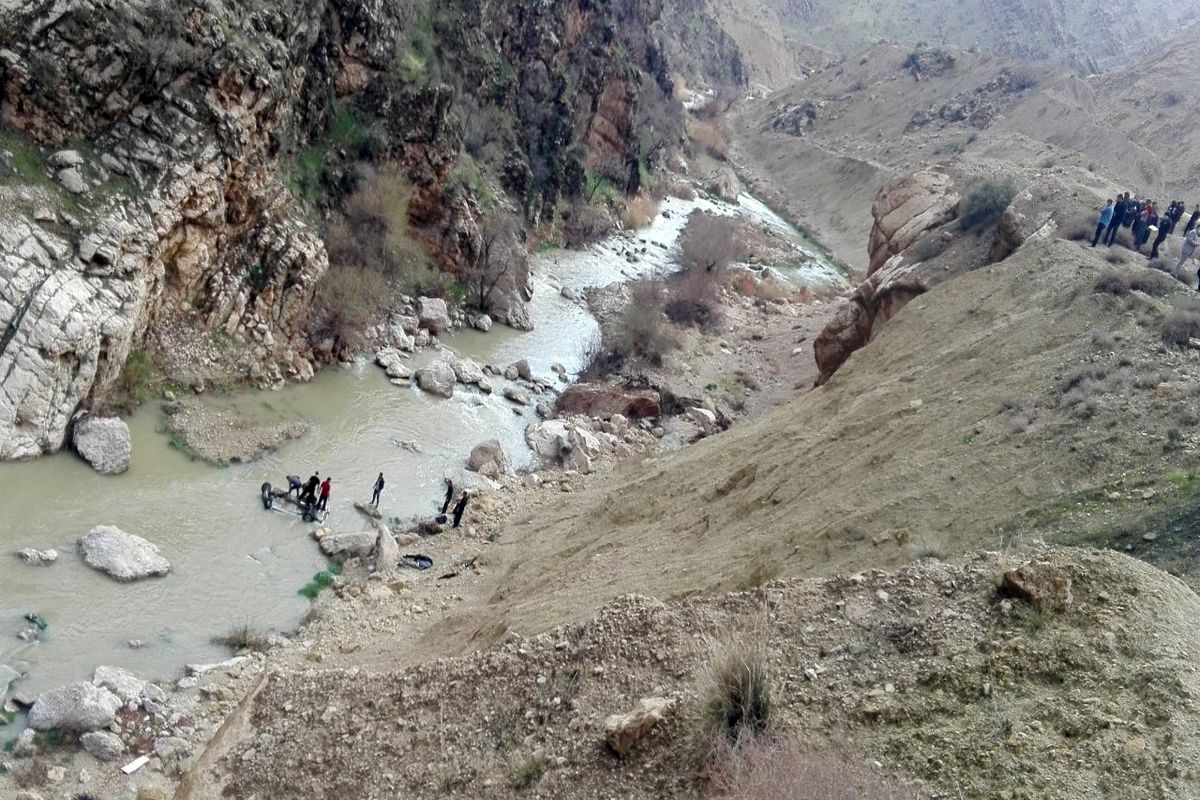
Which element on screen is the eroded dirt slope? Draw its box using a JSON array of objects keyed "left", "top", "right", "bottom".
[
  {"left": 203, "top": 547, "right": 1200, "bottom": 799},
  {"left": 432, "top": 237, "right": 1200, "bottom": 640}
]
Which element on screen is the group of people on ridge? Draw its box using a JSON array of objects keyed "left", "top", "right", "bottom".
[{"left": 1091, "top": 194, "right": 1200, "bottom": 282}]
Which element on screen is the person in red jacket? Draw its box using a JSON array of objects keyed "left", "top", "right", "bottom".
[{"left": 317, "top": 477, "right": 332, "bottom": 512}]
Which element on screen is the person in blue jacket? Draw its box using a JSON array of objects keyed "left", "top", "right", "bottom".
[{"left": 1092, "top": 199, "right": 1114, "bottom": 247}]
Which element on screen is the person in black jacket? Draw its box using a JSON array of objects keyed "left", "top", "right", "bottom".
[
  {"left": 452, "top": 492, "right": 470, "bottom": 529},
  {"left": 1151, "top": 213, "right": 1174, "bottom": 259},
  {"left": 1187, "top": 205, "right": 1200, "bottom": 235},
  {"left": 441, "top": 479, "right": 455, "bottom": 514},
  {"left": 1105, "top": 193, "right": 1129, "bottom": 246},
  {"left": 301, "top": 472, "right": 320, "bottom": 504}
]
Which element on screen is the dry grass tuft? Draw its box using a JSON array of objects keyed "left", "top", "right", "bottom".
[
  {"left": 621, "top": 194, "right": 660, "bottom": 230},
  {"left": 213, "top": 624, "right": 271, "bottom": 653},
  {"left": 1162, "top": 309, "right": 1200, "bottom": 346},
  {"left": 1129, "top": 269, "right": 1177, "bottom": 297},
  {"left": 688, "top": 118, "right": 730, "bottom": 160},
  {"left": 694, "top": 623, "right": 773, "bottom": 757},
  {"left": 709, "top": 736, "right": 925, "bottom": 800}
]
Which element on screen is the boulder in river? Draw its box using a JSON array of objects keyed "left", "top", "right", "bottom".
[
  {"left": 0, "top": 663, "right": 20, "bottom": 697},
  {"left": 472, "top": 313, "right": 493, "bottom": 332},
  {"left": 416, "top": 360, "right": 456, "bottom": 399},
  {"left": 376, "top": 348, "right": 413, "bottom": 379},
  {"left": 28, "top": 682, "right": 121, "bottom": 732},
  {"left": 417, "top": 297, "right": 452, "bottom": 334},
  {"left": 78, "top": 525, "right": 171, "bottom": 582},
  {"left": 556, "top": 384, "right": 661, "bottom": 419},
  {"left": 467, "top": 439, "right": 509, "bottom": 478},
  {"left": 507, "top": 359, "right": 533, "bottom": 381},
  {"left": 451, "top": 358, "right": 487, "bottom": 386},
  {"left": 71, "top": 414, "right": 132, "bottom": 474},
  {"left": 504, "top": 386, "right": 531, "bottom": 406},
  {"left": 15, "top": 548, "right": 58, "bottom": 566}
]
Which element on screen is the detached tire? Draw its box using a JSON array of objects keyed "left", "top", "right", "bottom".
[{"left": 261, "top": 482, "right": 274, "bottom": 510}]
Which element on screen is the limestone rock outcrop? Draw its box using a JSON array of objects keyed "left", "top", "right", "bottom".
[
  {"left": 814, "top": 260, "right": 929, "bottom": 384},
  {"left": 991, "top": 173, "right": 1110, "bottom": 262},
  {"left": 867, "top": 170, "right": 959, "bottom": 275}
]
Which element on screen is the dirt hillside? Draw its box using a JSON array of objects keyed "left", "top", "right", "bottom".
[
  {"left": 734, "top": 35, "right": 1200, "bottom": 273},
  {"left": 424, "top": 237, "right": 1200, "bottom": 643},
  {"left": 196, "top": 545, "right": 1200, "bottom": 799}
]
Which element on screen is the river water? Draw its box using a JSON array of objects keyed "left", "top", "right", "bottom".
[{"left": 0, "top": 193, "right": 845, "bottom": 697}]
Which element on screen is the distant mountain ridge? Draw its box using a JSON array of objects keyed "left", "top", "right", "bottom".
[{"left": 720, "top": 0, "right": 1200, "bottom": 75}]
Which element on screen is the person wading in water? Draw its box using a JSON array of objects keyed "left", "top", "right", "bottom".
[
  {"left": 317, "top": 477, "right": 332, "bottom": 512},
  {"left": 371, "top": 473, "right": 385, "bottom": 507}
]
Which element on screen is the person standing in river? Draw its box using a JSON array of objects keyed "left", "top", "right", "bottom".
[
  {"left": 371, "top": 473, "right": 385, "bottom": 506},
  {"left": 317, "top": 477, "right": 332, "bottom": 512},
  {"left": 452, "top": 491, "right": 470, "bottom": 529},
  {"left": 441, "top": 479, "right": 454, "bottom": 515},
  {"left": 301, "top": 472, "right": 320, "bottom": 504}
]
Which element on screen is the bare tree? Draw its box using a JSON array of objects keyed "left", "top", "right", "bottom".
[
  {"left": 678, "top": 211, "right": 744, "bottom": 274},
  {"left": 467, "top": 211, "right": 525, "bottom": 310},
  {"left": 667, "top": 212, "right": 745, "bottom": 330},
  {"left": 585, "top": 154, "right": 628, "bottom": 201}
]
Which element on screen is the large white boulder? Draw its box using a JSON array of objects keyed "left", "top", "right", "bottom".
[
  {"left": 72, "top": 414, "right": 132, "bottom": 475},
  {"left": 28, "top": 682, "right": 121, "bottom": 732},
  {"left": 467, "top": 439, "right": 508, "bottom": 478},
  {"left": 78, "top": 525, "right": 171, "bottom": 582},
  {"left": 417, "top": 297, "right": 452, "bottom": 334},
  {"left": 416, "top": 360, "right": 456, "bottom": 398},
  {"left": 317, "top": 530, "right": 376, "bottom": 560}
]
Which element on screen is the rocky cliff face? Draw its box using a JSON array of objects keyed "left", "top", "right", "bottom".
[{"left": 0, "top": 0, "right": 733, "bottom": 460}]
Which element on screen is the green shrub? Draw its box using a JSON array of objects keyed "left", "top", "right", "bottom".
[
  {"left": 959, "top": 180, "right": 1016, "bottom": 231},
  {"left": 911, "top": 235, "right": 945, "bottom": 262}
]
